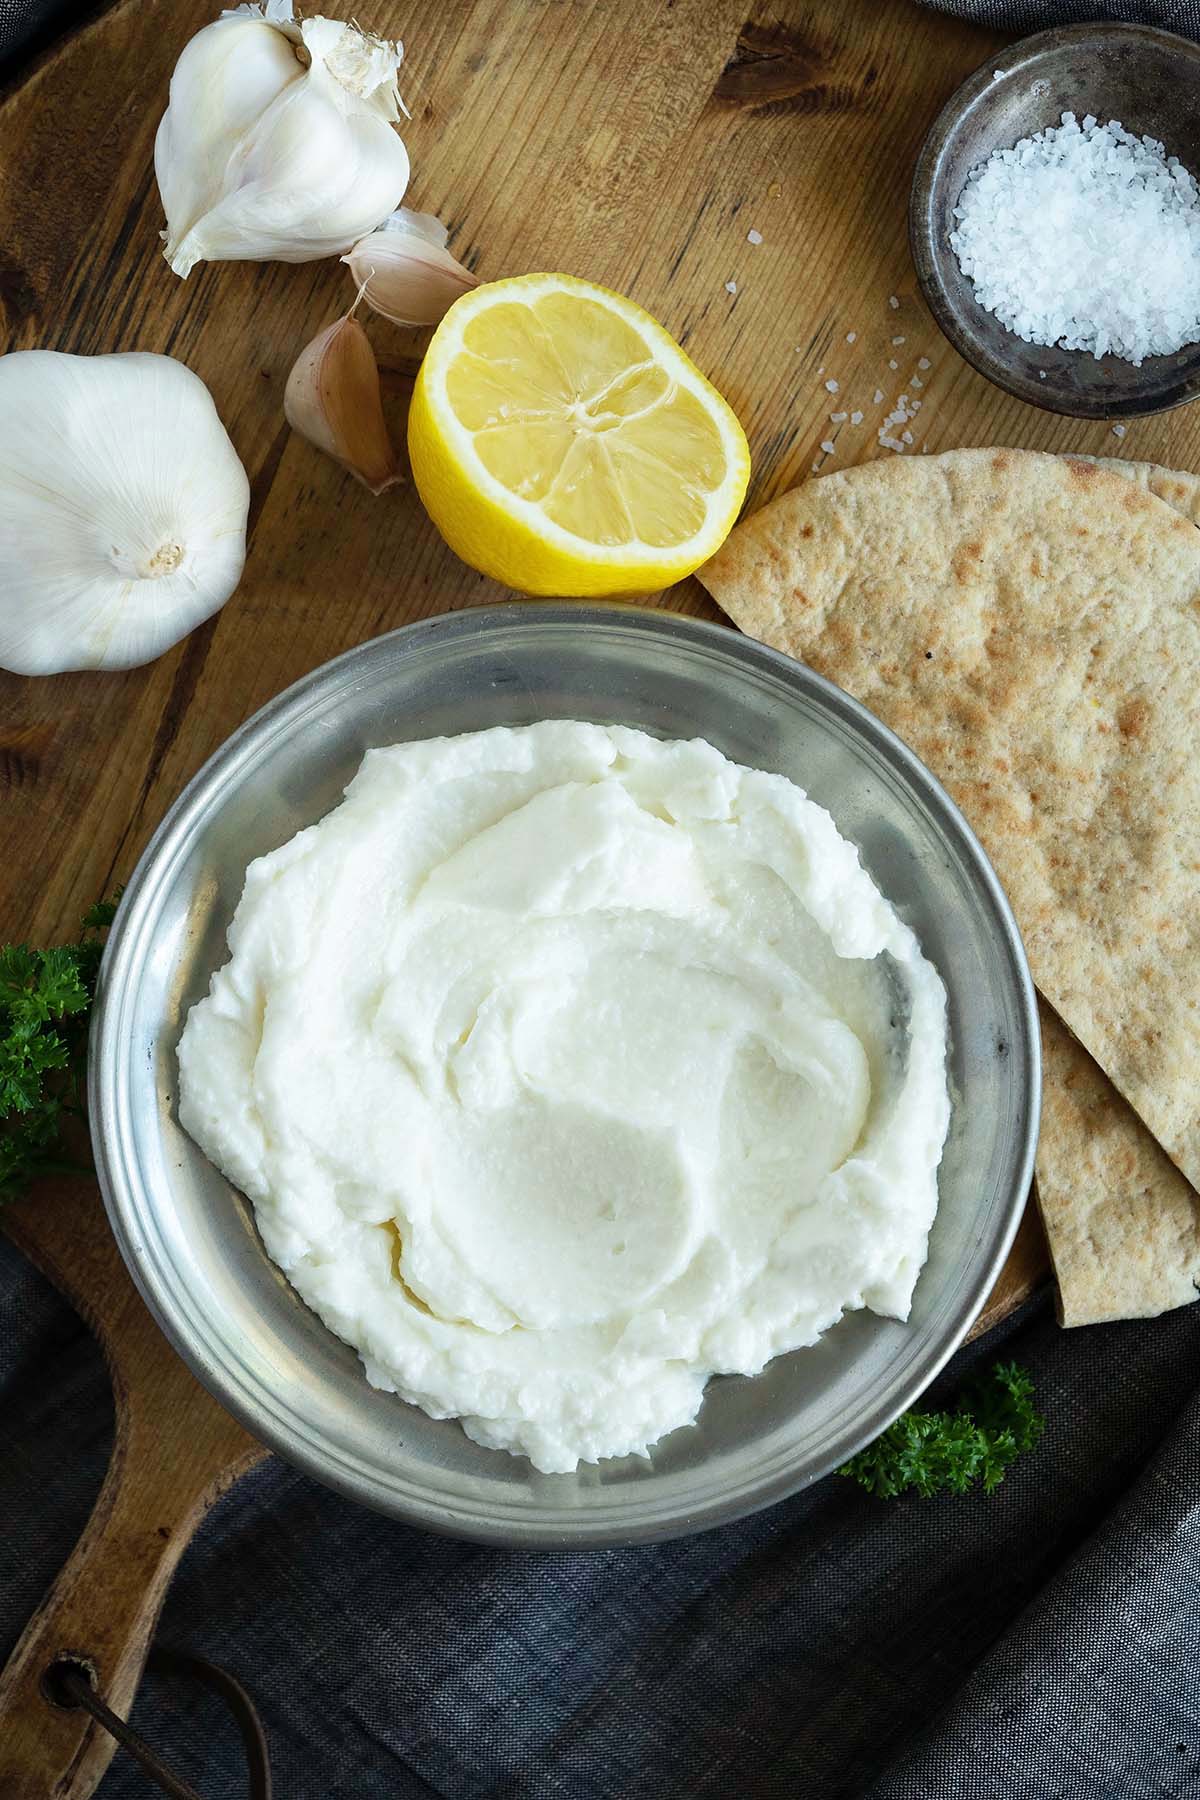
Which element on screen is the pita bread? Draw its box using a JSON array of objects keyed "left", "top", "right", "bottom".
[
  {"left": 698, "top": 449, "right": 1200, "bottom": 1197},
  {"left": 698, "top": 450, "right": 1200, "bottom": 1324},
  {"left": 1097, "top": 456, "right": 1200, "bottom": 525},
  {"left": 1037, "top": 1003, "right": 1200, "bottom": 1325}
]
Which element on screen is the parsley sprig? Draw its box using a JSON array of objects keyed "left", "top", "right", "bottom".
[
  {"left": 0, "top": 898, "right": 119, "bottom": 1201},
  {"left": 838, "top": 1359, "right": 1044, "bottom": 1498}
]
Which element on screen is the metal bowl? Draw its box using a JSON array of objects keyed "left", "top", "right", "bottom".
[
  {"left": 910, "top": 23, "right": 1200, "bottom": 419},
  {"left": 92, "top": 604, "right": 1039, "bottom": 1547}
]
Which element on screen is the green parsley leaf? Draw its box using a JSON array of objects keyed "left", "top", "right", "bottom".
[
  {"left": 0, "top": 896, "right": 120, "bottom": 1203},
  {"left": 837, "top": 1359, "right": 1045, "bottom": 1499}
]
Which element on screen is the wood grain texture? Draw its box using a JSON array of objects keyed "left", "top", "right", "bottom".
[
  {"left": 6, "top": 0, "right": 1191, "bottom": 1781},
  {"left": 0, "top": 1181, "right": 264, "bottom": 1800}
]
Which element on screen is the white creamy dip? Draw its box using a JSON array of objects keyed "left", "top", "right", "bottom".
[{"left": 178, "top": 722, "right": 950, "bottom": 1472}]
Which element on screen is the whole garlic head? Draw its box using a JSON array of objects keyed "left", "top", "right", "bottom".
[
  {"left": 0, "top": 351, "right": 250, "bottom": 676},
  {"left": 155, "top": 1, "right": 409, "bottom": 279}
]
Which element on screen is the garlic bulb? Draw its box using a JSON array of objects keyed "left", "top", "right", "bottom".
[
  {"left": 155, "top": 1, "right": 409, "bottom": 279},
  {"left": 284, "top": 310, "right": 400, "bottom": 494},
  {"left": 0, "top": 352, "right": 250, "bottom": 676},
  {"left": 341, "top": 208, "right": 478, "bottom": 327}
]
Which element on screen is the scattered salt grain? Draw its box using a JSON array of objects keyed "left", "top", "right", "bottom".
[
  {"left": 918, "top": 356, "right": 931, "bottom": 370},
  {"left": 817, "top": 366, "right": 825, "bottom": 375},
  {"left": 850, "top": 410, "right": 864, "bottom": 425},
  {"left": 846, "top": 331, "right": 858, "bottom": 343},
  {"left": 830, "top": 411, "right": 848, "bottom": 422},
  {"left": 1039, "top": 370, "right": 1047, "bottom": 379},
  {"left": 878, "top": 391, "right": 922, "bottom": 453},
  {"left": 891, "top": 336, "right": 906, "bottom": 345},
  {"left": 747, "top": 228, "right": 763, "bottom": 245},
  {"left": 873, "top": 388, "right": 884, "bottom": 404},
  {"left": 811, "top": 461, "right": 821, "bottom": 474},
  {"left": 820, "top": 440, "right": 836, "bottom": 455},
  {"left": 1112, "top": 422, "right": 1128, "bottom": 438},
  {"left": 950, "top": 112, "right": 1200, "bottom": 364},
  {"left": 825, "top": 378, "right": 839, "bottom": 393},
  {"left": 912, "top": 375, "right": 924, "bottom": 389},
  {"left": 888, "top": 359, "right": 898, "bottom": 370},
  {"left": 889, "top": 295, "right": 900, "bottom": 309},
  {"left": 725, "top": 279, "right": 737, "bottom": 294},
  {"left": 992, "top": 69, "right": 1004, "bottom": 82}
]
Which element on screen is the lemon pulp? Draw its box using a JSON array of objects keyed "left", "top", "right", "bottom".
[{"left": 408, "top": 273, "right": 750, "bottom": 596}]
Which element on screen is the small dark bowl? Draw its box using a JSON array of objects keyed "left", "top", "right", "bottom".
[{"left": 910, "top": 23, "right": 1200, "bottom": 419}]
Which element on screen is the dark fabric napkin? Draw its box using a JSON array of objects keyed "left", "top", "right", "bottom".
[
  {"left": 5, "top": 1235, "right": 1200, "bottom": 1799},
  {"left": 921, "top": 0, "right": 1200, "bottom": 40}
]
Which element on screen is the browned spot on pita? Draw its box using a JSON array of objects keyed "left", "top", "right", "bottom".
[
  {"left": 952, "top": 541, "right": 984, "bottom": 584},
  {"left": 1118, "top": 696, "right": 1150, "bottom": 739}
]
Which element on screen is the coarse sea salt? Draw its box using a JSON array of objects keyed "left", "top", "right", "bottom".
[
  {"left": 950, "top": 112, "right": 1200, "bottom": 365},
  {"left": 878, "top": 392, "right": 921, "bottom": 454}
]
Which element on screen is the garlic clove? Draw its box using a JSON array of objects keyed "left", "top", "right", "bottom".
[
  {"left": 341, "top": 207, "right": 479, "bottom": 328},
  {"left": 284, "top": 313, "right": 401, "bottom": 495},
  {"left": 156, "top": 3, "right": 409, "bottom": 279},
  {"left": 0, "top": 351, "right": 250, "bottom": 676},
  {"left": 154, "top": 8, "right": 304, "bottom": 270}
]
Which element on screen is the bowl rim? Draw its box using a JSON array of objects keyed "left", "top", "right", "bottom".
[
  {"left": 91, "top": 601, "right": 1042, "bottom": 1546},
  {"left": 909, "top": 20, "right": 1200, "bottom": 420}
]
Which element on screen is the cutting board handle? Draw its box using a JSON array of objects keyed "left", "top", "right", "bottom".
[
  {"left": 0, "top": 1405, "right": 258, "bottom": 1799},
  {"left": 0, "top": 1185, "right": 265, "bottom": 1799}
]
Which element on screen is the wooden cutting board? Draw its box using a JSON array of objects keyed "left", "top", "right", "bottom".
[{"left": 5, "top": 0, "right": 1194, "bottom": 1788}]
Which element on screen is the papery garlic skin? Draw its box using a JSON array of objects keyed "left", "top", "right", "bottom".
[
  {"left": 0, "top": 352, "right": 250, "bottom": 676},
  {"left": 284, "top": 312, "right": 400, "bottom": 494},
  {"left": 156, "top": 2, "right": 409, "bottom": 279},
  {"left": 341, "top": 208, "right": 479, "bottom": 327}
]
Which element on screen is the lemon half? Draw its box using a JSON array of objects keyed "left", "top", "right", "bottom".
[{"left": 408, "top": 273, "right": 751, "bottom": 596}]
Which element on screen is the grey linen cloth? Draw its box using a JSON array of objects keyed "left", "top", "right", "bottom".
[
  {"left": 4, "top": 1230, "right": 1200, "bottom": 1799},
  {"left": 919, "top": 0, "right": 1200, "bottom": 40}
]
